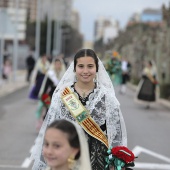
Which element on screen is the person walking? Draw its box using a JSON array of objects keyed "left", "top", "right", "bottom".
[
  {"left": 39, "top": 58, "right": 66, "bottom": 120},
  {"left": 29, "top": 54, "right": 50, "bottom": 100},
  {"left": 2, "top": 57, "right": 12, "bottom": 81},
  {"left": 136, "top": 60, "right": 158, "bottom": 109},
  {"left": 31, "top": 49, "right": 127, "bottom": 170},
  {"left": 28, "top": 54, "right": 50, "bottom": 131},
  {"left": 106, "top": 54, "right": 122, "bottom": 86},
  {"left": 25, "top": 52, "right": 36, "bottom": 82},
  {"left": 120, "top": 57, "right": 129, "bottom": 94}
]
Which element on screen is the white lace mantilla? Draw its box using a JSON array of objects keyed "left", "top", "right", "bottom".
[{"left": 30, "top": 59, "right": 127, "bottom": 170}]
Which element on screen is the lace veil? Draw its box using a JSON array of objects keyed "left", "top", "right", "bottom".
[{"left": 30, "top": 57, "right": 127, "bottom": 169}]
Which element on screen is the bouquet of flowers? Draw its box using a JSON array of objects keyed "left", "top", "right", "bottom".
[
  {"left": 105, "top": 146, "right": 136, "bottom": 170},
  {"left": 41, "top": 93, "right": 51, "bottom": 108}
]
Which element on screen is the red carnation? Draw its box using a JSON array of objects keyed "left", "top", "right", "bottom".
[
  {"left": 41, "top": 94, "right": 51, "bottom": 106},
  {"left": 111, "top": 146, "right": 135, "bottom": 163}
]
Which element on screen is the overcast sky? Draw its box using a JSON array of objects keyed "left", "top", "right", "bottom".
[{"left": 73, "top": 0, "right": 169, "bottom": 41}]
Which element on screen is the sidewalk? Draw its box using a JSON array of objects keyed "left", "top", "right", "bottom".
[
  {"left": 127, "top": 83, "right": 170, "bottom": 109},
  {"left": 0, "top": 70, "right": 28, "bottom": 98}
]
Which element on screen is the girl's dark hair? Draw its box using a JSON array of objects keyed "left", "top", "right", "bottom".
[
  {"left": 47, "top": 119, "right": 80, "bottom": 159},
  {"left": 74, "top": 49, "right": 99, "bottom": 72}
]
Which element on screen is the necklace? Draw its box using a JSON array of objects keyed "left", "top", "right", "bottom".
[{"left": 75, "top": 83, "right": 95, "bottom": 98}]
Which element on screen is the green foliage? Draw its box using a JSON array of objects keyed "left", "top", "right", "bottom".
[
  {"left": 160, "top": 84, "right": 170, "bottom": 100},
  {"left": 131, "top": 77, "right": 140, "bottom": 85}
]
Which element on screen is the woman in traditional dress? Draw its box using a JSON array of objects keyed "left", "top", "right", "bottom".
[
  {"left": 39, "top": 58, "right": 66, "bottom": 119},
  {"left": 29, "top": 55, "right": 50, "bottom": 100},
  {"left": 28, "top": 54, "right": 50, "bottom": 131},
  {"left": 31, "top": 49, "right": 127, "bottom": 170},
  {"left": 136, "top": 60, "right": 158, "bottom": 108},
  {"left": 106, "top": 55, "right": 122, "bottom": 86}
]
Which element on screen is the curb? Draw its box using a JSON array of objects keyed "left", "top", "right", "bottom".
[
  {"left": 0, "top": 70, "right": 28, "bottom": 98},
  {"left": 158, "top": 99, "right": 170, "bottom": 109},
  {"left": 0, "top": 81, "right": 28, "bottom": 98}
]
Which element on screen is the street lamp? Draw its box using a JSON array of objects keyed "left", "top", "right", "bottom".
[
  {"left": 13, "top": 0, "right": 19, "bottom": 81},
  {"left": 46, "top": 0, "right": 52, "bottom": 56},
  {"left": 0, "top": 9, "right": 5, "bottom": 80},
  {"left": 35, "top": 0, "right": 41, "bottom": 60},
  {"left": 61, "top": 27, "right": 71, "bottom": 55}
]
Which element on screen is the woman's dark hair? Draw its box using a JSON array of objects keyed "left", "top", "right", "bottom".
[
  {"left": 41, "top": 54, "right": 47, "bottom": 58},
  {"left": 47, "top": 119, "right": 80, "bottom": 159},
  {"left": 148, "top": 60, "right": 152, "bottom": 66},
  {"left": 74, "top": 49, "right": 99, "bottom": 72}
]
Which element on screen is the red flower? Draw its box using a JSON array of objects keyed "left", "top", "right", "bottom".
[
  {"left": 154, "top": 80, "right": 159, "bottom": 85},
  {"left": 111, "top": 146, "right": 135, "bottom": 163},
  {"left": 41, "top": 94, "right": 51, "bottom": 106}
]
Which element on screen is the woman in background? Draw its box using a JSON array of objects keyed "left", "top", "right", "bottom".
[
  {"left": 29, "top": 54, "right": 50, "bottom": 100},
  {"left": 136, "top": 60, "right": 158, "bottom": 109},
  {"left": 28, "top": 54, "right": 50, "bottom": 131},
  {"left": 40, "top": 58, "right": 65, "bottom": 120}
]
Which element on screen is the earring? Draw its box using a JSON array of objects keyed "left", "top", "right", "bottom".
[
  {"left": 95, "top": 73, "right": 99, "bottom": 86},
  {"left": 93, "top": 74, "right": 98, "bottom": 83},
  {"left": 68, "top": 156, "right": 76, "bottom": 170}
]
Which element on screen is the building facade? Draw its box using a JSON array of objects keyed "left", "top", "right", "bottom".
[
  {"left": 141, "top": 8, "right": 162, "bottom": 23},
  {"left": 41, "top": 0, "right": 73, "bottom": 23},
  {"left": 94, "top": 16, "right": 119, "bottom": 44},
  {"left": 71, "top": 10, "right": 80, "bottom": 31}
]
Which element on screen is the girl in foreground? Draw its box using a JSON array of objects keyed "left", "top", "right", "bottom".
[{"left": 42, "top": 119, "right": 91, "bottom": 170}]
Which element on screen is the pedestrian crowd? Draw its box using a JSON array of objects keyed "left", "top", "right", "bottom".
[{"left": 105, "top": 50, "right": 159, "bottom": 109}]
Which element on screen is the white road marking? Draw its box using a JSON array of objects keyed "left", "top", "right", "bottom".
[
  {"left": 132, "top": 145, "right": 170, "bottom": 163},
  {"left": 30, "top": 145, "right": 34, "bottom": 153},
  {"left": 0, "top": 145, "right": 33, "bottom": 169},
  {"left": 21, "top": 144, "right": 34, "bottom": 168},
  {"left": 135, "top": 162, "right": 170, "bottom": 169},
  {"left": 21, "top": 158, "right": 32, "bottom": 168},
  {"left": 132, "top": 146, "right": 170, "bottom": 169}
]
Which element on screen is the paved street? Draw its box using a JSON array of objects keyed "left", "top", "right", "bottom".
[
  {"left": 0, "top": 85, "right": 170, "bottom": 170},
  {"left": 0, "top": 70, "right": 28, "bottom": 98},
  {"left": 115, "top": 86, "right": 170, "bottom": 169},
  {"left": 0, "top": 86, "right": 36, "bottom": 170}
]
